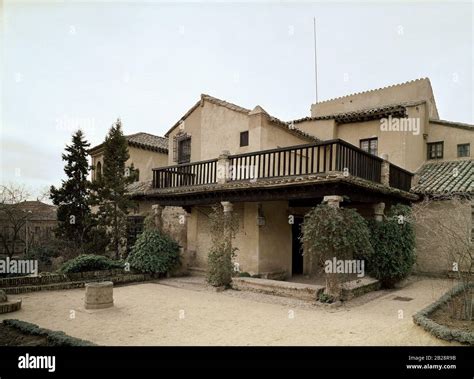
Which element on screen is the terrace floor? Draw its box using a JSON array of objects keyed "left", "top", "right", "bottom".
[{"left": 0, "top": 276, "right": 460, "bottom": 346}]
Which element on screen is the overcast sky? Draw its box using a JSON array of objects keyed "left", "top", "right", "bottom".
[{"left": 1, "top": 0, "right": 472, "bottom": 198}]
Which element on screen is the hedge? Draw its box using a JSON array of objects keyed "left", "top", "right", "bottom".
[
  {"left": 59, "top": 254, "right": 124, "bottom": 274},
  {"left": 3, "top": 319, "right": 96, "bottom": 346}
]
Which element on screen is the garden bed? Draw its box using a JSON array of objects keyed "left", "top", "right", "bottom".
[
  {"left": 0, "top": 319, "right": 96, "bottom": 346},
  {"left": 413, "top": 283, "right": 473, "bottom": 345}
]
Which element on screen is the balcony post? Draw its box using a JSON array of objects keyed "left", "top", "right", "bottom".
[
  {"left": 381, "top": 153, "right": 390, "bottom": 186},
  {"left": 217, "top": 150, "right": 230, "bottom": 184},
  {"left": 373, "top": 202, "right": 385, "bottom": 222}
]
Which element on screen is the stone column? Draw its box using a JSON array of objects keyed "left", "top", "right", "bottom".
[
  {"left": 323, "top": 195, "right": 344, "bottom": 208},
  {"left": 381, "top": 153, "right": 390, "bottom": 186},
  {"left": 151, "top": 204, "right": 164, "bottom": 231},
  {"left": 373, "top": 202, "right": 385, "bottom": 222},
  {"left": 217, "top": 150, "right": 231, "bottom": 184}
]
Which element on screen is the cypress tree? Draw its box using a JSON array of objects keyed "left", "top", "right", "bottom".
[
  {"left": 50, "top": 130, "right": 94, "bottom": 250},
  {"left": 94, "top": 119, "right": 134, "bottom": 259}
]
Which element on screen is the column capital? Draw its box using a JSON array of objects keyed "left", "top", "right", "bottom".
[{"left": 221, "top": 201, "right": 233, "bottom": 213}]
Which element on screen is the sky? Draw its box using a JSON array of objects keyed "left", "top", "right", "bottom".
[{"left": 1, "top": 0, "right": 473, "bottom": 199}]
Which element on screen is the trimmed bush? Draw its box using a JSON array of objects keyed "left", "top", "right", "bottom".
[
  {"left": 363, "top": 204, "right": 416, "bottom": 288},
  {"left": 59, "top": 254, "right": 124, "bottom": 274},
  {"left": 126, "top": 229, "right": 180, "bottom": 274}
]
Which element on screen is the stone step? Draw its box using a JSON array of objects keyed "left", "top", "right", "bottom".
[{"left": 232, "top": 277, "right": 324, "bottom": 301}]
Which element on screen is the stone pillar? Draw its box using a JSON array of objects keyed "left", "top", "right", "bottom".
[
  {"left": 381, "top": 153, "right": 390, "bottom": 186},
  {"left": 373, "top": 202, "right": 385, "bottom": 222},
  {"left": 217, "top": 151, "right": 230, "bottom": 184},
  {"left": 323, "top": 195, "right": 344, "bottom": 208},
  {"left": 221, "top": 201, "right": 234, "bottom": 286},
  {"left": 152, "top": 204, "right": 164, "bottom": 231}
]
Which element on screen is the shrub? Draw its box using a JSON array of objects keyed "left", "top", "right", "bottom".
[
  {"left": 318, "top": 292, "right": 335, "bottom": 304},
  {"left": 59, "top": 254, "right": 124, "bottom": 274},
  {"left": 301, "top": 204, "right": 373, "bottom": 298},
  {"left": 363, "top": 204, "right": 416, "bottom": 288},
  {"left": 126, "top": 229, "right": 180, "bottom": 274},
  {"left": 25, "top": 245, "right": 59, "bottom": 268}
]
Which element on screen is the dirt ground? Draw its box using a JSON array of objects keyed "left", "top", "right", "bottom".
[{"left": 0, "top": 276, "right": 461, "bottom": 346}]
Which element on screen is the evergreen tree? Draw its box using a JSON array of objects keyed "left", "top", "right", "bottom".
[
  {"left": 94, "top": 119, "right": 134, "bottom": 259},
  {"left": 50, "top": 130, "right": 94, "bottom": 250}
]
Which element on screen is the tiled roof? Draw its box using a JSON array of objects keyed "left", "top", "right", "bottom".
[
  {"left": 429, "top": 119, "right": 474, "bottom": 131},
  {"left": 412, "top": 160, "right": 473, "bottom": 195},
  {"left": 126, "top": 132, "right": 168, "bottom": 152},
  {"left": 89, "top": 132, "right": 168, "bottom": 155},
  {"left": 290, "top": 104, "right": 408, "bottom": 125},
  {"left": 0, "top": 201, "right": 57, "bottom": 221}
]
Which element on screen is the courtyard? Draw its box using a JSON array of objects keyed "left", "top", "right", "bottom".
[{"left": 0, "top": 276, "right": 460, "bottom": 346}]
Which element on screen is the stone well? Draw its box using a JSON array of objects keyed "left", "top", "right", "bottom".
[{"left": 84, "top": 281, "right": 114, "bottom": 310}]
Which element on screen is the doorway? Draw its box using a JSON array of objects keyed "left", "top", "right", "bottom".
[{"left": 291, "top": 216, "right": 304, "bottom": 275}]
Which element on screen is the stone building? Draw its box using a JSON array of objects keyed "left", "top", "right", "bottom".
[
  {"left": 119, "top": 78, "right": 471, "bottom": 277},
  {"left": 0, "top": 201, "right": 57, "bottom": 258}
]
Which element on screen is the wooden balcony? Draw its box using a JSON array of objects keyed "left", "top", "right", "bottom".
[{"left": 152, "top": 139, "right": 413, "bottom": 193}]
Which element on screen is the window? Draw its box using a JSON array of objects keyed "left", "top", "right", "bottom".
[
  {"left": 457, "top": 143, "right": 470, "bottom": 158},
  {"left": 177, "top": 136, "right": 191, "bottom": 164},
  {"left": 360, "top": 138, "right": 378, "bottom": 156},
  {"left": 240, "top": 131, "right": 249, "bottom": 147},
  {"left": 126, "top": 216, "right": 144, "bottom": 253},
  {"left": 96, "top": 161, "right": 102, "bottom": 180},
  {"left": 427, "top": 141, "right": 444, "bottom": 159}
]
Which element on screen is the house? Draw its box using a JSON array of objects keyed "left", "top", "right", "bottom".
[
  {"left": 0, "top": 201, "right": 57, "bottom": 257},
  {"left": 126, "top": 78, "right": 472, "bottom": 278}
]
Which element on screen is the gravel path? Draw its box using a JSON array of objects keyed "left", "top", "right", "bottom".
[{"left": 0, "top": 277, "right": 460, "bottom": 346}]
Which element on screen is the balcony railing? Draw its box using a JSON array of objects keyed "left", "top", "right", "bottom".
[
  {"left": 152, "top": 139, "right": 413, "bottom": 192},
  {"left": 152, "top": 158, "right": 218, "bottom": 189},
  {"left": 389, "top": 164, "right": 413, "bottom": 192},
  {"left": 228, "top": 140, "right": 382, "bottom": 183}
]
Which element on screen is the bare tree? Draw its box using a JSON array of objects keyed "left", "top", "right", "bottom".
[
  {"left": 412, "top": 194, "right": 473, "bottom": 320},
  {"left": 0, "top": 184, "right": 32, "bottom": 258}
]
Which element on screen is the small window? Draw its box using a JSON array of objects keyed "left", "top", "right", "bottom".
[
  {"left": 360, "top": 138, "right": 378, "bottom": 156},
  {"left": 177, "top": 137, "right": 191, "bottom": 164},
  {"left": 96, "top": 161, "right": 102, "bottom": 180},
  {"left": 457, "top": 143, "right": 470, "bottom": 158},
  {"left": 427, "top": 141, "right": 444, "bottom": 159},
  {"left": 240, "top": 131, "right": 249, "bottom": 147}
]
